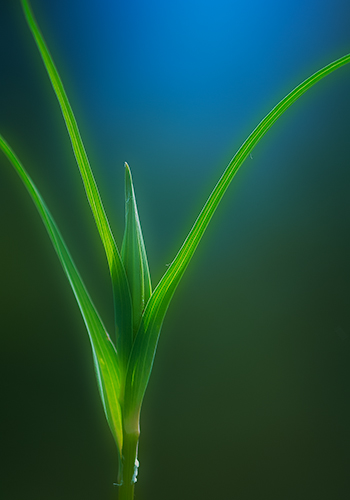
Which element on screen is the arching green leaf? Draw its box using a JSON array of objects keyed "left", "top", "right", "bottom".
[{"left": 123, "top": 53, "right": 350, "bottom": 430}]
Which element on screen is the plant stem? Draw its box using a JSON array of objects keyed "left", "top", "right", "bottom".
[{"left": 118, "top": 431, "right": 139, "bottom": 500}]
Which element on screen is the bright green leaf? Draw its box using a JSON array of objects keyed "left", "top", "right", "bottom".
[{"left": 20, "top": 0, "right": 133, "bottom": 365}]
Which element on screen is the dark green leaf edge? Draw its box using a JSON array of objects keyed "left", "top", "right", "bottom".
[{"left": 0, "top": 134, "right": 124, "bottom": 455}]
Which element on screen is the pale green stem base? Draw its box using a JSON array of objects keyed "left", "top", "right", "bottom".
[{"left": 118, "top": 432, "right": 139, "bottom": 500}]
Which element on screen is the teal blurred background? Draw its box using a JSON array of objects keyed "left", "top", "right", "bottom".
[{"left": 1, "top": 0, "right": 349, "bottom": 498}]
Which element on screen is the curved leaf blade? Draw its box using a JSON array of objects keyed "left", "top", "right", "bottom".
[
  {"left": 123, "top": 53, "right": 350, "bottom": 428},
  {"left": 20, "top": 0, "right": 133, "bottom": 362},
  {"left": 121, "top": 163, "right": 152, "bottom": 337},
  {"left": 0, "top": 134, "right": 123, "bottom": 455}
]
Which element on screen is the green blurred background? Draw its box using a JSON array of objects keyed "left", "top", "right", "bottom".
[{"left": 0, "top": 0, "right": 349, "bottom": 498}]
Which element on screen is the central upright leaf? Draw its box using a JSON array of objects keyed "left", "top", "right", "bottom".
[{"left": 122, "top": 163, "right": 152, "bottom": 338}]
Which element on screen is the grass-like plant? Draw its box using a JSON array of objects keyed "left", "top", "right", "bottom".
[{"left": 1, "top": 1, "right": 349, "bottom": 498}]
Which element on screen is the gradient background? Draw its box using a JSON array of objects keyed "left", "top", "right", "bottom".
[{"left": 0, "top": 0, "right": 350, "bottom": 499}]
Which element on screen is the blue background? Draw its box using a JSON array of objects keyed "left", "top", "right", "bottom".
[{"left": 1, "top": 0, "right": 350, "bottom": 498}]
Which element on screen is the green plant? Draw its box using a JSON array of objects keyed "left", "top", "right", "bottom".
[{"left": 1, "top": 1, "right": 349, "bottom": 498}]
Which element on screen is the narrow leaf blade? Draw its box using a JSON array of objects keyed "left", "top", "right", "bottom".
[
  {"left": 121, "top": 163, "right": 152, "bottom": 336},
  {"left": 20, "top": 0, "right": 132, "bottom": 361},
  {"left": 0, "top": 135, "right": 123, "bottom": 455},
  {"left": 123, "top": 53, "right": 350, "bottom": 427}
]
